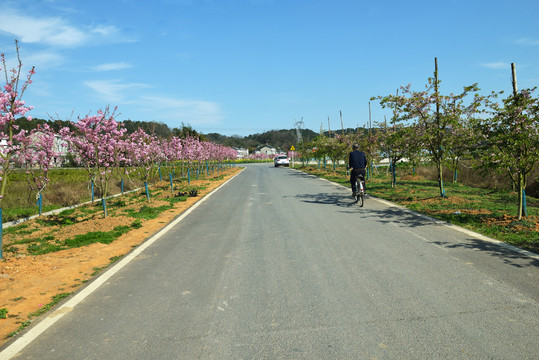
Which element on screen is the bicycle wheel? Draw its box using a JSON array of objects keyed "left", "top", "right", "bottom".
[
  {"left": 358, "top": 193, "right": 364, "bottom": 207},
  {"left": 357, "top": 179, "right": 365, "bottom": 207},
  {"left": 353, "top": 181, "right": 360, "bottom": 203}
]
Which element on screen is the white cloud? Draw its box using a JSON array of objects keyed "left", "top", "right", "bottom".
[
  {"left": 24, "top": 51, "right": 65, "bottom": 69},
  {"left": 0, "top": 9, "right": 134, "bottom": 48},
  {"left": 90, "top": 25, "right": 119, "bottom": 36},
  {"left": 515, "top": 38, "right": 539, "bottom": 46},
  {"left": 139, "top": 96, "right": 223, "bottom": 125},
  {"left": 92, "top": 62, "right": 133, "bottom": 72},
  {"left": 83, "top": 78, "right": 222, "bottom": 126},
  {"left": 0, "top": 10, "right": 87, "bottom": 47},
  {"left": 84, "top": 79, "right": 150, "bottom": 103},
  {"left": 480, "top": 62, "right": 509, "bottom": 70}
]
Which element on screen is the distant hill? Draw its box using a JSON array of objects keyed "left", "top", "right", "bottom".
[
  {"left": 12, "top": 117, "right": 319, "bottom": 152},
  {"left": 205, "top": 128, "right": 318, "bottom": 153}
]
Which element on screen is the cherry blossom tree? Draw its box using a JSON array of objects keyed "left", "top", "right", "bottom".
[
  {"left": 163, "top": 136, "right": 183, "bottom": 175},
  {"left": 1, "top": 40, "right": 35, "bottom": 259},
  {"left": 16, "top": 124, "right": 58, "bottom": 211},
  {"left": 61, "top": 107, "right": 126, "bottom": 215},
  {"left": 0, "top": 40, "right": 35, "bottom": 205},
  {"left": 127, "top": 128, "right": 160, "bottom": 200},
  {"left": 112, "top": 135, "right": 133, "bottom": 194}
]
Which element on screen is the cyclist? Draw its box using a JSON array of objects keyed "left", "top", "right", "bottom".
[{"left": 348, "top": 143, "right": 367, "bottom": 197}]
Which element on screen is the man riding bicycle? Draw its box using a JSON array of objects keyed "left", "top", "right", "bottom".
[{"left": 348, "top": 143, "right": 367, "bottom": 197}]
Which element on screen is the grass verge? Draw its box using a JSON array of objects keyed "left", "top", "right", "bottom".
[
  {"left": 299, "top": 166, "right": 538, "bottom": 253},
  {"left": 8, "top": 293, "right": 72, "bottom": 338}
]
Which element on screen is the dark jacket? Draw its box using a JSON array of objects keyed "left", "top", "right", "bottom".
[{"left": 349, "top": 150, "right": 367, "bottom": 169}]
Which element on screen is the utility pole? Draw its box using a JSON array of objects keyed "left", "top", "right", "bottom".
[
  {"left": 511, "top": 63, "right": 518, "bottom": 96},
  {"left": 434, "top": 57, "right": 440, "bottom": 119},
  {"left": 294, "top": 117, "right": 304, "bottom": 143},
  {"left": 368, "top": 101, "right": 372, "bottom": 134},
  {"left": 511, "top": 62, "right": 527, "bottom": 218},
  {"left": 434, "top": 57, "right": 445, "bottom": 197},
  {"left": 327, "top": 116, "right": 331, "bottom": 136}
]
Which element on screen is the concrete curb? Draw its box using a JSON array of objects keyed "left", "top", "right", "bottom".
[
  {"left": 0, "top": 168, "right": 245, "bottom": 359},
  {"left": 2, "top": 188, "right": 142, "bottom": 229},
  {"left": 294, "top": 168, "right": 539, "bottom": 261}
]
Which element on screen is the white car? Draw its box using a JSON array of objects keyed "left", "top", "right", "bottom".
[{"left": 274, "top": 155, "right": 290, "bottom": 167}]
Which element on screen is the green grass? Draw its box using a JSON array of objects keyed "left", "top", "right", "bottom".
[
  {"left": 2, "top": 205, "right": 61, "bottom": 223},
  {"left": 8, "top": 293, "right": 72, "bottom": 338},
  {"left": 130, "top": 219, "right": 143, "bottom": 229},
  {"left": 19, "top": 225, "right": 134, "bottom": 255},
  {"left": 27, "top": 240, "right": 64, "bottom": 255},
  {"left": 28, "top": 293, "right": 71, "bottom": 318},
  {"left": 3, "top": 223, "right": 35, "bottom": 236},
  {"left": 36, "top": 214, "right": 77, "bottom": 227},
  {"left": 299, "top": 166, "right": 539, "bottom": 253},
  {"left": 63, "top": 226, "right": 131, "bottom": 248},
  {"left": 76, "top": 205, "right": 100, "bottom": 216},
  {"left": 123, "top": 204, "right": 173, "bottom": 220},
  {"left": 165, "top": 195, "right": 189, "bottom": 204},
  {"left": 58, "top": 208, "right": 76, "bottom": 216},
  {"left": 2, "top": 167, "right": 238, "bottom": 258},
  {"left": 1, "top": 166, "right": 230, "bottom": 223},
  {"left": 111, "top": 199, "right": 127, "bottom": 207}
]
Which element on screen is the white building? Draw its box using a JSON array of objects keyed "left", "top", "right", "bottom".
[
  {"left": 27, "top": 131, "right": 70, "bottom": 167},
  {"left": 257, "top": 145, "right": 277, "bottom": 156},
  {"left": 235, "top": 147, "right": 249, "bottom": 159}
]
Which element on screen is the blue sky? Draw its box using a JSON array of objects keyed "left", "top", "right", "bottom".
[{"left": 1, "top": 0, "right": 538, "bottom": 136}]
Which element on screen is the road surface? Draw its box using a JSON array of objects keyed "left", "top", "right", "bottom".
[{"left": 2, "top": 164, "right": 538, "bottom": 359}]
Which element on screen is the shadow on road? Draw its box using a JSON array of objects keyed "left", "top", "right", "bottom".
[
  {"left": 285, "top": 169, "right": 324, "bottom": 179},
  {"left": 362, "top": 206, "right": 436, "bottom": 228},
  {"left": 432, "top": 238, "right": 539, "bottom": 268},
  {"left": 293, "top": 191, "right": 538, "bottom": 269},
  {"left": 292, "top": 192, "right": 362, "bottom": 212}
]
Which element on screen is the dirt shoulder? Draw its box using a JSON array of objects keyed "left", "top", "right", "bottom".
[{"left": 0, "top": 167, "right": 242, "bottom": 346}]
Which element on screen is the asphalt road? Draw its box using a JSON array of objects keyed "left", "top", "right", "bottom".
[{"left": 2, "top": 164, "right": 538, "bottom": 359}]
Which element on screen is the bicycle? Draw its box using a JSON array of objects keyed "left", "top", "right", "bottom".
[{"left": 353, "top": 174, "right": 365, "bottom": 207}]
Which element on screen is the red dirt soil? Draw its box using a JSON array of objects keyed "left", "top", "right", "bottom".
[{"left": 0, "top": 168, "right": 241, "bottom": 346}]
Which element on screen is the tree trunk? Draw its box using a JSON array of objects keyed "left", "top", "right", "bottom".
[
  {"left": 437, "top": 161, "right": 445, "bottom": 197},
  {"left": 391, "top": 161, "right": 397, "bottom": 187},
  {"left": 518, "top": 173, "right": 523, "bottom": 220},
  {"left": 518, "top": 172, "right": 527, "bottom": 220}
]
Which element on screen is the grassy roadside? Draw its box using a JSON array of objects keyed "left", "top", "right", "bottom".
[
  {"left": 1, "top": 175, "right": 220, "bottom": 257},
  {"left": 298, "top": 166, "right": 539, "bottom": 254},
  {"left": 2, "top": 164, "right": 239, "bottom": 223},
  {"left": 0, "top": 168, "right": 241, "bottom": 344}
]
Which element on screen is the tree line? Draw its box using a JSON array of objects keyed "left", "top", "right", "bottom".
[
  {"left": 1, "top": 40, "right": 237, "bottom": 263},
  {"left": 12, "top": 117, "right": 205, "bottom": 141},
  {"left": 15, "top": 119, "right": 320, "bottom": 154},
  {"left": 296, "top": 59, "right": 538, "bottom": 220},
  {"left": 205, "top": 128, "right": 318, "bottom": 153}
]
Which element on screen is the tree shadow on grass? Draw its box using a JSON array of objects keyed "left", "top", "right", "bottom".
[
  {"left": 365, "top": 207, "right": 538, "bottom": 268},
  {"left": 288, "top": 170, "right": 538, "bottom": 268},
  {"left": 294, "top": 192, "right": 538, "bottom": 268},
  {"left": 433, "top": 238, "right": 539, "bottom": 268}
]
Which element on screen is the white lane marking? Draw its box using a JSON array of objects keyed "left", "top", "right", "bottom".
[
  {"left": 292, "top": 168, "right": 538, "bottom": 261},
  {"left": 0, "top": 168, "right": 245, "bottom": 360}
]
